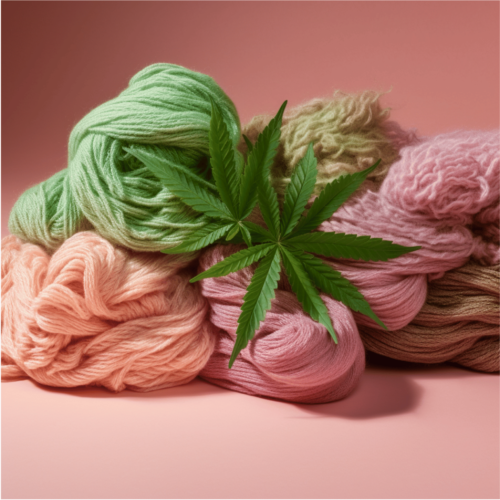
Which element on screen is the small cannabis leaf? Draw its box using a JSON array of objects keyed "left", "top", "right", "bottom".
[{"left": 128, "top": 100, "right": 421, "bottom": 368}]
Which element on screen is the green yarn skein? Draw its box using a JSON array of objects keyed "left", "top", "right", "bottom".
[{"left": 8, "top": 63, "right": 241, "bottom": 252}]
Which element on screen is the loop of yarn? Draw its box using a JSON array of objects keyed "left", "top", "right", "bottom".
[
  {"left": 8, "top": 63, "right": 241, "bottom": 253},
  {"left": 1, "top": 232, "right": 217, "bottom": 391},
  {"left": 316, "top": 130, "right": 499, "bottom": 369},
  {"left": 240, "top": 91, "right": 418, "bottom": 199},
  {"left": 197, "top": 245, "right": 365, "bottom": 404},
  {"left": 360, "top": 262, "right": 499, "bottom": 372}
]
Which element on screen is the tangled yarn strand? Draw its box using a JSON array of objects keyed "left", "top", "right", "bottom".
[
  {"left": 1, "top": 232, "right": 218, "bottom": 391},
  {"left": 9, "top": 63, "right": 241, "bottom": 253}
]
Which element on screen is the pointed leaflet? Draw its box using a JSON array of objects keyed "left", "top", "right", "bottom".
[
  {"left": 279, "top": 246, "right": 337, "bottom": 343},
  {"left": 280, "top": 143, "right": 318, "bottom": 237},
  {"left": 258, "top": 173, "right": 281, "bottom": 240},
  {"left": 229, "top": 247, "right": 281, "bottom": 367},
  {"left": 234, "top": 150, "right": 244, "bottom": 178},
  {"left": 226, "top": 224, "right": 240, "bottom": 241},
  {"left": 209, "top": 100, "right": 240, "bottom": 217},
  {"left": 295, "top": 251, "right": 386, "bottom": 329},
  {"left": 240, "top": 223, "right": 253, "bottom": 247},
  {"left": 161, "top": 223, "right": 234, "bottom": 254},
  {"left": 286, "top": 232, "right": 421, "bottom": 261},
  {"left": 238, "top": 101, "right": 287, "bottom": 220},
  {"left": 243, "top": 221, "right": 273, "bottom": 242},
  {"left": 291, "top": 160, "right": 381, "bottom": 237},
  {"left": 190, "top": 243, "right": 274, "bottom": 283},
  {"left": 125, "top": 145, "right": 218, "bottom": 192},
  {"left": 242, "top": 134, "right": 254, "bottom": 154},
  {"left": 129, "top": 148, "right": 234, "bottom": 221}
]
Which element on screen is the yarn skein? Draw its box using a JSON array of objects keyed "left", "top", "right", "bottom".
[
  {"left": 360, "top": 262, "right": 499, "bottom": 372},
  {"left": 1, "top": 232, "right": 217, "bottom": 391},
  {"left": 245, "top": 101, "right": 498, "bottom": 373},
  {"left": 317, "top": 130, "right": 499, "bottom": 354},
  {"left": 8, "top": 63, "right": 241, "bottom": 253},
  {"left": 240, "top": 90, "right": 418, "bottom": 200},
  {"left": 198, "top": 245, "right": 365, "bottom": 404}
]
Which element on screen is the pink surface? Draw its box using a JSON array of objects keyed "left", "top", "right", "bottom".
[
  {"left": 2, "top": 2, "right": 499, "bottom": 499},
  {"left": 2, "top": 362, "right": 499, "bottom": 499}
]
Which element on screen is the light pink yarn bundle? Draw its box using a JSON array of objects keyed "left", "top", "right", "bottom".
[
  {"left": 1, "top": 232, "right": 217, "bottom": 392},
  {"left": 198, "top": 245, "right": 365, "bottom": 404},
  {"left": 199, "top": 130, "right": 499, "bottom": 403},
  {"left": 321, "top": 130, "right": 499, "bottom": 333}
]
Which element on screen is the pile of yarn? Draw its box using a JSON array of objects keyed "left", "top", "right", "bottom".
[
  {"left": 2, "top": 63, "right": 498, "bottom": 403},
  {"left": 1, "top": 232, "right": 216, "bottom": 391},
  {"left": 8, "top": 63, "right": 241, "bottom": 253}
]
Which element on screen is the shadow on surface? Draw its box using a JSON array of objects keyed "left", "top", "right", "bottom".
[
  {"left": 366, "top": 351, "right": 499, "bottom": 380},
  {"left": 293, "top": 364, "right": 423, "bottom": 420},
  {"left": 30, "top": 376, "right": 228, "bottom": 399}
]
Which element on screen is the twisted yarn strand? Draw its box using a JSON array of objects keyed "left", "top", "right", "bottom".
[
  {"left": 1, "top": 232, "right": 217, "bottom": 391},
  {"left": 8, "top": 64, "right": 241, "bottom": 253}
]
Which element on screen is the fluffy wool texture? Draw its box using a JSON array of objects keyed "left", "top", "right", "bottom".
[
  {"left": 8, "top": 63, "right": 241, "bottom": 253},
  {"left": 1, "top": 232, "right": 217, "bottom": 391},
  {"left": 360, "top": 262, "right": 499, "bottom": 372},
  {"left": 197, "top": 245, "right": 365, "bottom": 404},
  {"left": 240, "top": 91, "right": 418, "bottom": 199},
  {"left": 318, "top": 130, "right": 499, "bottom": 363}
]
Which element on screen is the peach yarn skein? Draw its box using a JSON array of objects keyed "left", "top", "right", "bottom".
[{"left": 1, "top": 232, "right": 217, "bottom": 392}]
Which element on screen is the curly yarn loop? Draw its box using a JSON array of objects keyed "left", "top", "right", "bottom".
[
  {"left": 240, "top": 91, "right": 418, "bottom": 199},
  {"left": 1, "top": 232, "right": 217, "bottom": 391},
  {"left": 197, "top": 245, "right": 365, "bottom": 404},
  {"left": 8, "top": 63, "right": 241, "bottom": 252},
  {"left": 317, "top": 129, "right": 499, "bottom": 370}
]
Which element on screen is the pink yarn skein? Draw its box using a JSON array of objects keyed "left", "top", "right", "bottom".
[
  {"left": 1, "top": 232, "right": 217, "bottom": 392},
  {"left": 198, "top": 245, "right": 365, "bottom": 404},
  {"left": 199, "top": 130, "right": 498, "bottom": 402},
  {"left": 321, "top": 130, "right": 499, "bottom": 332}
]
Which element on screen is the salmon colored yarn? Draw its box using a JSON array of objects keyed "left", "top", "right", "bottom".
[
  {"left": 1, "top": 232, "right": 217, "bottom": 392},
  {"left": 198, "top": 245, "right": 365, "bottom": 404}
]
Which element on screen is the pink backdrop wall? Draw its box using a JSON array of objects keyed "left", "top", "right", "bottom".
[
  {"left": 2, "top": 2, "right": 499, "bottom": 499},
  {"left": 2, "top": 1, "right": 499, "bottom": 237}
]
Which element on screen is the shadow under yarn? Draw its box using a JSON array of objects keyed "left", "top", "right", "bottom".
[
  {"left": 26, "top": 376, "right": 228, "bottom": 400},
  {"left": 8, "top": 63, "right": 241, "bottom": 253},
  {"left": 1, "top": 232, "right": 218, "bottom": 392},
  {"left": 292, "top": 365, "right": 423, "bottom": 420}
]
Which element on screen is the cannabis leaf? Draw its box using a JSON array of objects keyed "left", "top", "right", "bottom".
[{"left": 129, "top": 100, "right": 421, "bottom": 368}]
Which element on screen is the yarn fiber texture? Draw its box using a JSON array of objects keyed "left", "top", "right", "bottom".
[
  {"left": 317, "top": 129, "right": 499, "bottom": 369},
  {"left": 240, "top": 91, "right": 418, "bottom": 200},
  {"left": 8, "top": 63, "right": 241, "bottom": 253},
  {"left": 197, "top": 245, "right": 365, "bottom": 404},
  {"left": 360, "top": 262, "right": 499, "bottom": 372},
  {"left": 1, "top": 232, "right": 217, "bottom": 391}
]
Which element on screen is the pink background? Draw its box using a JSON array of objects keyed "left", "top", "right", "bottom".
[{"left": 2, "top": 2, "right": 499, "bottom": 498}]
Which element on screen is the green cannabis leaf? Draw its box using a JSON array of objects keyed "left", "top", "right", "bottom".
[{"left": 128, "top": 100, "right": 421, "bottom": 368}]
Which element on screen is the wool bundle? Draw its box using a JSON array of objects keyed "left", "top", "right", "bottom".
[
  {"left": 1, "top": 232, "right": 217, "bottom": 391},
  {"left": 360, "top": 262, "right": 499, "bottom": 372},
  {"left": 240, "top": 91, "right": 418, "bottom": 199},
  {"left": 319, "top": 129, "right": 499, "bottom": 368},
  {"left": 8, "top": 63, "right": 241, "bottom": 253},
  {"left": 197, "top": 245, "right": 365, "bottom": 404}
]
